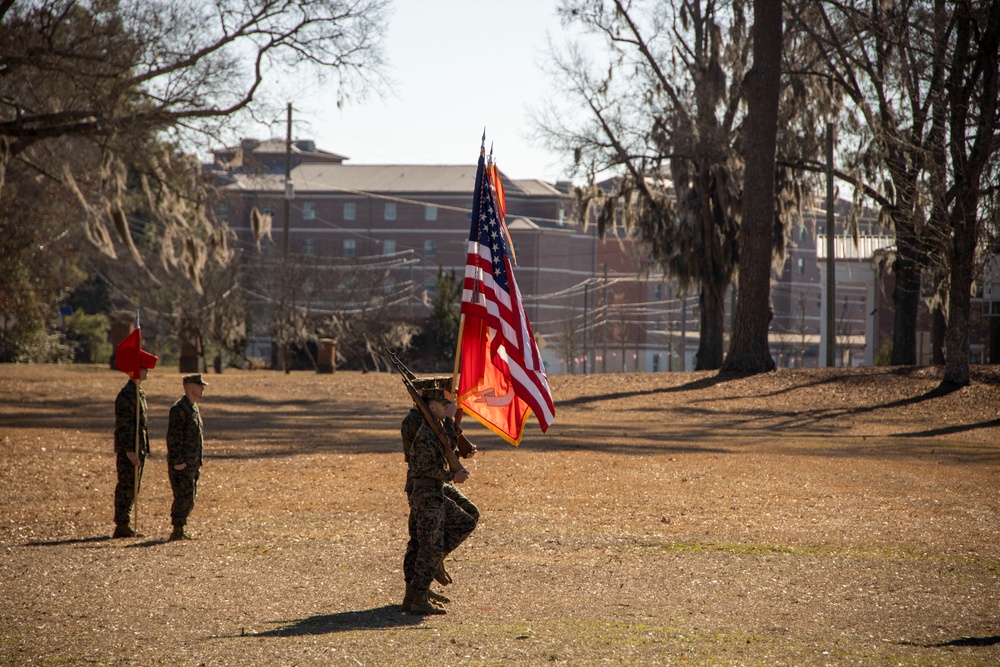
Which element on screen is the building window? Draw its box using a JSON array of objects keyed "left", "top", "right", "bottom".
[
  {"left": 344, "top": 202, "right": 356, "bottom": 221},
  {"left": 382, "top": 239, "right": 396, "bottom": 255},
  {"left": 302, "top": 202, "right": 315, "bottom": 220},
  {"left": 424, "top": 274, "right": 437, "bottom": 291},
  {"left": 797, "top": 258, "right": 805, "bottom": 274},
  {"left": 213, "top": 202, "right": 229, "bottom": 219},
  {"left": 384, "top": 202, "right": 397, "bottom": 221},
  {"left": 303, "top": 276, "right": 315, "bottom": 294},
  {"left": 653, "top": 353, "right": 660, "bottom": 373},
  {"left": 302, "top": 238, "right": 314, "bottom": 255},
  {"left": 424, "top": 205, "right": 437, "bottom": 221},
  {"left": 654, "top": 283, "right": 662, "bottom": 300},
  {"left": 424, "top": 240, "right": 437, "bottom": 258},
  {"left": 343, "top": 239, "right": 356, "bottom": 257}
]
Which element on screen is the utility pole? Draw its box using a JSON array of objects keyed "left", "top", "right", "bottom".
[
  {"left": 280, "top": 103, "right": 293, "bottom": 373},
  {"left": 583, "top": 282, "right": 590, "bottom": 374},
  {"left": 283, "top": 103, "right": 293, "bottom": 258},
  {"left": 824, "top": 120, "right": 836, "bottom": 367}
]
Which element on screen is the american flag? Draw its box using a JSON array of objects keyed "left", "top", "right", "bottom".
[{"left": 457, "top": 149, "right": 555, "bottom": 445}]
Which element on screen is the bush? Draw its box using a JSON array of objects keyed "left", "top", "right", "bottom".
[
  {"left": 64, "top": 309, "right": 112, "bottom": 364},
  {"left": 15, "top": 329, "right": 75, "bottom": 363},
  {"left": 874, "top": 340, "right": 893, "bottom": 366}
]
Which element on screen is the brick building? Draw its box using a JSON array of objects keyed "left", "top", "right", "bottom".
[{"left": 208, "top": 139, "right": 992, "bottom": 372}]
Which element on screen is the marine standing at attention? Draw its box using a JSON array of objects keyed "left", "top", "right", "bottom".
[
  {"left": 112, "top": 341, "right": 158, "bottom": 539},
  {"left": 166, "top": 373, "right": 207, "bottom": 541}
]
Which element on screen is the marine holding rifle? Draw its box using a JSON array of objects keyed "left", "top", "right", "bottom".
[
  {"left": 401, "top": 377, "right": 479, "bottom": 611},
  {"left": 404, "top": 387, "right": 477, "bottom": 615}
]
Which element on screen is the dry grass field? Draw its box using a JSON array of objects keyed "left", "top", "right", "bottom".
[{"left": 1, "top": 363, "right": 999, "bottom": 666}]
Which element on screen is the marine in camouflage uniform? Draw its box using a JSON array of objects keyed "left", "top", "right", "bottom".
[
  {"left": 405, "top": 388, "right": 477, "bottom": 614},
  {"left": 401, "top": 400, "right": 479, "bottom": 595},
  {"left": 113, "top": 377, "right": 149, "bottom": 537},
  {"left": 166, "top": 374, "right": 207, "bottom": 541}
]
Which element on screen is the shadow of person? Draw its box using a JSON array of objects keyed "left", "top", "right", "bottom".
[
  {"left": 247, "top": 605, "right": 424, "bottom": 637},
  {"left": 26, "top": 535, "right": 115, "bottom": 547},
  {"left": 27, "top": 534, "right": 170, "bottom": 549}
]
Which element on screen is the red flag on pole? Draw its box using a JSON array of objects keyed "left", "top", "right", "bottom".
[
  {"left": 115, "top": 328, "right": 158, "bottom": 380},
  {"left": 457, "top": 149, "right": 555, "bottom": 445}
]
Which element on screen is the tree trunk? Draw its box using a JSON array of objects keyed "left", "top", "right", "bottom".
[
  {"left": 930, "top": 304, "right": 946, "bottom": 365},
  {"left": 942, "top": 0, "right": 1000, "bottom": 387},
  {"left": 695, "top": 283, "right": 727, "bottom": 370},
  {"left": 721, "top": 0, "right": 782, "bottom": 375},
  {"left": 988, "top": 316, "right": 1000, "bottom": 364},
  {"left": 943, "top": 199, "right": 976, "bottom": 387},
  {"left": 890, "top": 252, "right": 921, "bottom": 365}
]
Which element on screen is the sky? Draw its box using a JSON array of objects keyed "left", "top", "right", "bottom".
[{"left": 274, "top": 0, "right": 580, "bottom": 183}]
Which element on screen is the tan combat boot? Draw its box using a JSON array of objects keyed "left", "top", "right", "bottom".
[
  {"left": 427, "top": 590, "right": 451, "bottom": 604},
  {"left": 409, "top": 592, "right": 446, "bottom": 615},
  {"left": 434, "top": 558, "right": 452, "bottom": 586},
  {"left": 112, "top": 524, "right": 135, "bottom": 538},
  {"left": 401, "top": 583, "right": 414, "bottom": 611}
]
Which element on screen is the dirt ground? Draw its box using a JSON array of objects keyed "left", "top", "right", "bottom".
[{"left": 1, "top": 363, "right": 999, "bottom": 667}]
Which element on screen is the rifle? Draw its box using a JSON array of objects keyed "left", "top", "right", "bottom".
[
  {"left": 385, "top": 350, "right": 476, "bottom": 458},
  {"left": 385, "top": 349, "right": 467, "bottom": 476}
]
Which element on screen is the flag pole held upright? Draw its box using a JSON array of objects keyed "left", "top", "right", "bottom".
[
  {"left": 455, "top": 136, "right": 555, "bottom": 446},
  {"left": 131, "top": 313, "right": 142, "bottom": 532},
  {"left": 114, "top": 310, "right": 156, "bottom": 533}
]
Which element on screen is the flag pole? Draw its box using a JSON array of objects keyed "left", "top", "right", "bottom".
[
  {"left": 132, "top": 311, "right": 141, "bottom": 533},
  {"left": 450, "top": 314, "right": 466, "bottom": 395},
  {"left": 451, "top": 131, "right": 486, "bottom": 399}
]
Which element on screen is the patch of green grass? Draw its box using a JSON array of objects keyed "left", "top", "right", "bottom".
[{"left": 631, "top": 540, "right": 998, "bottom": 566}]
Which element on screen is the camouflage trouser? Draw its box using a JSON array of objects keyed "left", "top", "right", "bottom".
[
  {"left": 113, "top": 451, "right": 146, "bottom": 526},
  {"left": 403, "top": 484, "right": 479, "bottom": 583},
  {"left": 407, "top": 486, "right": 477, "bottom": 596},
  {"left": 168, "top": 467, "right": 200, "bottom": 527}
]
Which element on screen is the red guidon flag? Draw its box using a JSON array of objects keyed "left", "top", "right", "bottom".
[
  {"left": 115, "top": 328, "right": 158, "bottom": 380},
  {"left": 457, "top": 148, "right": 554, "bottom": 445}
]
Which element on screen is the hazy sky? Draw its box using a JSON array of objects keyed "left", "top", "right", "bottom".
[{"left": 284, "top": 0, "right": 579, "bottom": 183}]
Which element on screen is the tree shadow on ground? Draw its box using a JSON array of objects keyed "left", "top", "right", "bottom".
[
  {"left": 900, "top": 635, "right": 1000, "bottom": 647},
  {"left": 246, "top": 605, "right": 423, "bottom": 636},
  {"left": 690, "top": 382, "right": 973, "bottom": 436},
  {"left": 893, "top": 418, "right": 1000, "bottom": 438},
  {"left": 928, "top": 636, "right": 1000, "bottom": 647},
  {"left": 555, "top": 374, "right": 726, "bottom": 408}
]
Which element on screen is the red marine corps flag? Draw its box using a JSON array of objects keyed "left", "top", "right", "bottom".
[
  {"left": 455, "top": 139, "right": 555, "bottom": 445},
  {"left": 115, "top": 327, "right": 158, "bottom": 379}
]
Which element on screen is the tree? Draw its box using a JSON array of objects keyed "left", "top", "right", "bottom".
[
  {"left": 940, "top": 0, "right": 1000, "bottom": 387},
  {"left": 796, "top": 0, "right": 1000, "bottom": 381},
  {"left": 539, "top": 0, "right": 745, "bottom": 370},
  {"left": 792, "top": 0, "right": 950, "bottom": 365},
  {"left": 540, "top": 0, "right": 811, "bottom": 370},
  {"left": 0, "top": 145, "right": 89, "bottom": 361},
  {"left": 428, "top": 267, "right": 462, "bottom": 368},
  {"left": 0, "top": 0, "right": 389, "bottom": 288},
  {"left": 721, "top": 0, "right": 782, "bottom": 374}
]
